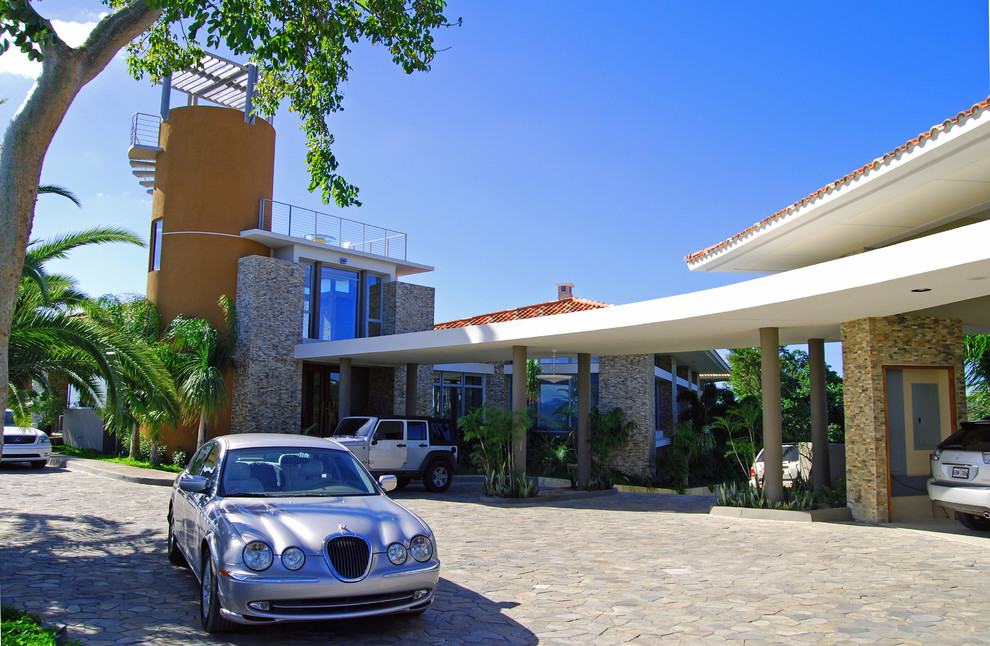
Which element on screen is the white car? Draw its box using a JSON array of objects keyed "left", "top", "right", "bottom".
[
  {"left": 750, "top": 444, "right": 808, "bottom": 488},
  {"left": 3, "top": 410, "right": 52, "bottom": 469},
  {"left": 927, "top": 419, "right": 990, "bottom": 531}
]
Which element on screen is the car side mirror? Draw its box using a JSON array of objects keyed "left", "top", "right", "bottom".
[
  {"left": 178, "top": 473, "right": 210, "bottom": 494},
  {"left": 378, "top": 475, "right": 398, "bottom": 492}
]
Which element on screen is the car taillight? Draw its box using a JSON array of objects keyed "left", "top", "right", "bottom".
[{"left": 750, "top": 467, "right": 755, "bottom": 476}]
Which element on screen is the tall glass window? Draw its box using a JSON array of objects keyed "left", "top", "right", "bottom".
[
  {"left": 318, "top": 266, "right": 359, "bottom": 341},
  {"left": 302, "top": 263, "right": 313, "bottom": 338},
  {"left": 432, "top": 373, "right": 485, "bottom": 419},
  {"left": 303, "top": 264, "right": 386, "bottom": 341},
  {"left": 366, "top": 274, "right": 383, "bottom": 337},
  {"left": 149, "top": 219, "right": 163, "bottom": 271}
]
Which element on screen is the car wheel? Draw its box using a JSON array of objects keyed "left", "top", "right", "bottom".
[
  {"left": 396, "top": 476, "right": 411, "bottom": 489},
  {"left": 201, "top": 553, "right": 233, "bottom": 633},
  {"left": 956, "top": 512, "right": 990, "bottom": 531},
  {"left": 167, "top": 512, "right": 185, "bottom": 566},
  {"left": 30, "top": 460, "right": 46, "bottom": 470},
  {"left": 423, "top": 461, "right": 451, "bottom": 493}
]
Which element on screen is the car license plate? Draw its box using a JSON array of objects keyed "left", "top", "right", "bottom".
[{"left": 951, "top": 466, "right": 970, "bottom": 479}]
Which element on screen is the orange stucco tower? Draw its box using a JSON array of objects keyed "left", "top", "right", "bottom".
[{"left": 144, "top": 105, "right": 274, "bottom": 451}]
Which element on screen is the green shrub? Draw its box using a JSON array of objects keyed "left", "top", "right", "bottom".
[
  {"left": 1, "top": 605, "right": 82, "bottom": 646},
  {"left": 171, "top": 449, "right": 188, "bottom": 468},
  {"left": 460, "top": 404, "right": 537, "bottom": 498},
  {"left": 716, "top": 478, "right": 847, "bottom": 511}
]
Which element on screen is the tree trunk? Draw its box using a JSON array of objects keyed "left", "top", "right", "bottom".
[
  {"left": 197, "top": 413, "right": 208, "bottom": 450},
  {"left": 129, "top": 422, "right": 141, "bottom": 459},
  {"left": 0, "top": 0, "right": 160, "bottom": 448}
]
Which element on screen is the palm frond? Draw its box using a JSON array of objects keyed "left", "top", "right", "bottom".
[{"left": 38, "top": 184, "right": 82, "bottom": 208}]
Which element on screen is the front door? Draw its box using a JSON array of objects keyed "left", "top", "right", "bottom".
[{"left": 302, "top": 363, "right": 338, "bottom": 437}]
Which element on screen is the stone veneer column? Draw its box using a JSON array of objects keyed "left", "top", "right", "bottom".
[
  {"left": 599, "top": 354, "right": 656, "bottom": 477},
  {"left": 840, "top": 315, "right": 965, "bottom": 523},
  {"left": 231, "top": 256, "right": 304, "bottom": 434},
  {"left": 382, "top": 281, "right": 435, "bottom": 416}
]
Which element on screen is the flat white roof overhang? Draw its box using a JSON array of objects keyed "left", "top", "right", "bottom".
[{"left": 296, "top": 219, "right": 990, "bottom": 367}]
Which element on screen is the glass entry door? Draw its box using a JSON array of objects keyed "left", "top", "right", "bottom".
[{"left": 302, "top": 363, "right": 339, "bottom": 437}]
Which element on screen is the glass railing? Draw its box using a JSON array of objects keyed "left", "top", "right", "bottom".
[{"left": 258, "top": 199, "right": 407, "bottom": 261}]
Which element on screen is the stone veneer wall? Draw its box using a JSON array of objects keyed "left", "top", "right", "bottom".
[
  {"left": 231, "top": 256, "right": 304, "bottom": 434},
  {"left": 392, "top": 365, "right": 434, "bottom": 416},
  {"left": 380, "top": 281, "right": 435, "bottom": 415},
  {"left": 598, "top": 354, "right": 656, "bottom": 477},
  {"left": 840, "top": 314, "right": 965, "bottom": 523},
  {"left": 486, "top": 362, "right": 509, "bottom": 410},
  {"left": 383, "top": 282, "right": 435, "bottom": 335},
  {"left": 368, "top": 367, "right": 396, "bottom": 415}
]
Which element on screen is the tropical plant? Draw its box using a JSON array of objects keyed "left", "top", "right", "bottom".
[
  {"left": 965, "top": 334, "right": 990, "bottom": 420},
  {"left": 8, "top": 229, "right": 175, "bottom": 436},
  {"left": 459, "top": 403, "right": 536, "bottom": 498},
  {"left": 86, "top": 294, "right": 180, "bottom": 461},
  {"left": 711, "top": 396, "right": 763, "bottom": 491},
  {"left": 165, "top": 295, "right": 238, "bottom": 450},
  {"left": 585, "top": 408, "right": 635, "bottom": 490},
  {"left": 725, "top": 347, "right": 844, "bottom": 443},
  {"left": 658, "top": 421, "right": 716, "bottom": 489}
]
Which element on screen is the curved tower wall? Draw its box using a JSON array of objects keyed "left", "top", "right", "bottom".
[{"left": 146, "top": 105, "right": 276, "bottom": 451}]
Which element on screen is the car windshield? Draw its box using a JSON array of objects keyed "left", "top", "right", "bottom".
[
  {"left": 331, "top": 417, "right": 374, "bottom": 437},
  {"left": 220, "top": 447, "right": 379, "bottom": 498}
]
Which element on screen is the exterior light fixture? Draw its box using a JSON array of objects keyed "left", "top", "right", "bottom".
[{"left": 538, "top": 350, "right": 570, "bottom": 384}]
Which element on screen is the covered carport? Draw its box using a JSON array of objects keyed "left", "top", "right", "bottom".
[{"left": 297, "top": 216, "right": 990, "bottom": 519}]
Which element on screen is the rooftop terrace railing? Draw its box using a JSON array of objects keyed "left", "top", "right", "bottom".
[{"left": 258, "top": 198, "right": 407, "bottom": 261}]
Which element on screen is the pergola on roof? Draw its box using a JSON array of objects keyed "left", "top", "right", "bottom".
[{"left": 160, "top": 52, "right": 258, "bottom": 122}]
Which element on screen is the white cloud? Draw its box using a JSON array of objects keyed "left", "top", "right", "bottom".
[{"left": 0, "top": 19, "right": 99, "bottom": 78}]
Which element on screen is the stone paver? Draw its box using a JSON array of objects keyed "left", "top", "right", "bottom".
[{"left": 2, "top": 462, "right": 989, "bottom": 644}]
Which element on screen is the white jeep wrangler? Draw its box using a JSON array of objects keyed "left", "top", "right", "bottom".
[{"left": 330, "top": 416, "right": 458, "bottom": 492}]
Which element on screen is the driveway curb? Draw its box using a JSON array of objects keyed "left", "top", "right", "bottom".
[{"left": 48, "top": 455, "right": 176, "bottom": 487}]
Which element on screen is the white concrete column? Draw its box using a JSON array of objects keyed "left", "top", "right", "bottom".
[
  {"left": 577, "top": 353, "right": 592, "bottom": 487},
  {"left": 809, "top": 339, "right": 830, "bottom": 489},
  {"left": 405, "top": 363, "right": 418, "bottom": 417},
  {"left": 760, "top": 328, "right": 784, "bottom": 503},
  {"left": 339, "top": 358, "right": 352, "bottom": 419},
  {"left": 670, "top": 358, "right": 679, "bottom": 426},
  {"left": 511, "top": 346, "right": 528, "bottom": 482}
]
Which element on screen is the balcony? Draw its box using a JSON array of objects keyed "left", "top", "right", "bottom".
[{"left": 258, "top": 198, "right": 408, "bottom": 261}]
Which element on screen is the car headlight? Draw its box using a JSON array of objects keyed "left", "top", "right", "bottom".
[
  {"left": 387, "top": 542, "right": 407, "bottom": 565},
  {"left": 932, "top": 449, "right": 941, "bottom": 461},
  {"left": 37, "top": 433, "right": 50, "bottom": 445},
  {"left": 243, "top": 541, "right": 274, "bottom": 571},
  {"left": 410, "top": 535, "right": 433, "bottom": 563},
  {"left": 281, "top": 547, "right": 305, "bottom": 571}
]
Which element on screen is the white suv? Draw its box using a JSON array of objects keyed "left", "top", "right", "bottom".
[
  {"left": 3, "top": 409, "right": 52, "bottom": 469},
  {"left": 927, "top": 419, "right": 990, "bottom": 531},
  {"left": 330, "top": 416, "right": 458, "bottom": 493}
]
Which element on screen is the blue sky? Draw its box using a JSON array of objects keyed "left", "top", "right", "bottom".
[{"left": 3, "top": 1, "right": 989, "bottom": 372}]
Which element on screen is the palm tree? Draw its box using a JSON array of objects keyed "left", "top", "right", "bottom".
[
  {"left": 965, "top": 334, "right": 990, "bottom": 419},
  {"left": 8, "top": 228, "right": 177, "bottom": 436},
  {"left": 87, "top": 294, "right": 180, "bottom": 460},
  {"left": 166, "top": 296, "right": 238, "bottom": 450}
]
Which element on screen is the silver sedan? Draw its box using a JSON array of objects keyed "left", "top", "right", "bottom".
[{"left": 168, "top": 433, "right": 440, "bottom": 633}]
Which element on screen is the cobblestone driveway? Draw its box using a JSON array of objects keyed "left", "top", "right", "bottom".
[{"left": 2, "top": 464, "right": 989, "bottom": 645}]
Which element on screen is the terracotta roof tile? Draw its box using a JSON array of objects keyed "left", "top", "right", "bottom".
[
  {"left": 685, "top": 96, "right": 990, "bottom": 266},
  {"left": 434, "top": 297, "right": 612, "bottom": 329}
]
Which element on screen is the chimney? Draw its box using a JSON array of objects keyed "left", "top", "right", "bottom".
[{"left": 556, "top": 283, "right": 573, "bottom": 301}]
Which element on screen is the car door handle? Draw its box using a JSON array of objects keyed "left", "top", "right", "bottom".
[
  {"left": 396, "top": 443, "right": 406, "bottom": 447},
  {"left": 418, "top": 443, "right": 428, "bottom": 448}
]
